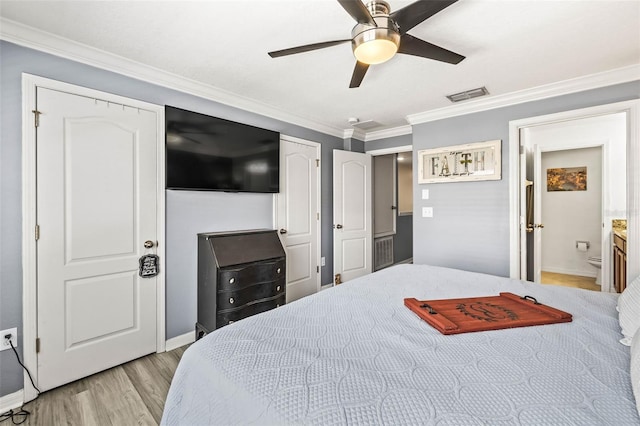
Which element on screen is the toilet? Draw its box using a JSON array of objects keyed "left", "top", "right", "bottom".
[{"left": 587, "top": 255, "right": 602, "bottom": 285}]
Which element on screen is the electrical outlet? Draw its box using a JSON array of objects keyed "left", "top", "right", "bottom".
[
  {"left": 1, "top": 328, "right": 18, "bottom": 351},
  {"left": 321, "top": 257, "right": 326, "bottom": 266}
]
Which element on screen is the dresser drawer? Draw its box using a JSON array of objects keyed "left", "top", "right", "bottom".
[
  {"left": 217, "top": 279, "right": 285, "bottom": 310},
  {"left": 218, "top": 259, "right": 285, "bottom": 290},
  {"left": 216, "top": 294, "right": 286, "bottom": 328}
]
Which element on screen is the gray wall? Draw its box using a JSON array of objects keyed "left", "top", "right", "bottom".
[
  {"left": 0, "top": 40, "right": 344, "bottom": 397},
  {"left": 394, "top": 214, "right": 413, "bottom": 263},
  {"left": 412, "top": 80, "right": 640, "bottom": 277},
  {"left": 344, "top": 137, "right": 365, "bottom": 153}
]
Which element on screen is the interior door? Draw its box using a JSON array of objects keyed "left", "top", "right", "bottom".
[
  {"left": 532, "top": 145, "right": 544, "bottom": 283},
  {"left": 36, "top": 87, "right": 158, "bottom": 391},
  {"left": 333, "top": 149, "right": 372, "bottom": 283},
  {"left": 519, "top": 131, "right": 530, "bottom": 281},
  {"left": 277, "top": 138, "right": 320, "bottom": 302}
]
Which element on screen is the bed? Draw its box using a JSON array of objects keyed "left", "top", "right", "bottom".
[{"left": 162, "top": 264, "right": 640, "bottom": 425}]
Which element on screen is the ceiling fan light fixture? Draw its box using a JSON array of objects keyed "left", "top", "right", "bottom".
[
  {"left": 351, "top": 12, "right": 400, "bottom": 65},
  {"left": 353, "top": 36, "right": 399, "bottom": 64}
]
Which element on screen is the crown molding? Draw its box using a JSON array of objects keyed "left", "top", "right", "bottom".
[
  {"left": 407, "top": 64, "right": 640, "bottom": 125},
  {"left": 342, "top": 128, "right": 367, "bottom": 141},
  {"left": 0, "top": 18, "right": 345, "bottom": 139},
  {"left": 4, "top": 18, "right": 638, "bottom": 142},
  {"left": 366, "top": 144, "right": 413, "bottom": 156},
  {"left": 344, "top": 124, "right": 412, "bottom": 142},
  {"left": 364, "top": 124, "right": 412, "bottom": 141}
]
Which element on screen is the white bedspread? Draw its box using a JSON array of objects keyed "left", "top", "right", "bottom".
[{"left": 162, "top": 264, "right": 639, "bottom": 425}]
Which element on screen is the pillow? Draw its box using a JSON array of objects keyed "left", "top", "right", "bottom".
[
  {"left": 631, "top": 327, "right": 640, "bottom": 415},
  {"left": 619, "top": 275, "right": 640, "bottom": 346}
]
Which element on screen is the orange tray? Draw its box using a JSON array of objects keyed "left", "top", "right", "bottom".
[{"left": 404, "top": 292, "right": 572, "bottom": 335}]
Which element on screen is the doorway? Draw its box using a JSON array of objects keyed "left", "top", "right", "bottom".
[
  {"left": 521, "top": 113, "right": 626, "bottom": 292},
  {"left": 509, "top": 100, "right": 639, "bottom": 291},
  {"left": 372, "top": 152, "right": 413, "bottom": 270},
  {"left": 539, "top": 146, "right": 604, "bottom": 291}
]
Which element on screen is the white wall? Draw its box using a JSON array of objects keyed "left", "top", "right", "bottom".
[{"left": 541, "top": 147, "right": 602, "bottom": 276}]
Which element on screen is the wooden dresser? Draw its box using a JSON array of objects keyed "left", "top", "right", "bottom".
[{"left": 196, "top": 230, "right": 286, "bottom": 338}]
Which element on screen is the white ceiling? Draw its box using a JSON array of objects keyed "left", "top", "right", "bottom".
[{"left": 1, "top": 0, "right": 639, "bottom": 137}]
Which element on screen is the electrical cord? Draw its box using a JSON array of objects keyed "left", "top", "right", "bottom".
[
  {"left": 0, "top": 406, "right": 29, "bottom": 425},
  {"left": 0, "top": 338, "right": 40, "bottom": 424}
]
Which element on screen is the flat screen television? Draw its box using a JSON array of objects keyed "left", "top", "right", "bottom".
[{"left": 166, "top": 106, "right": 280, "bottom": 193}]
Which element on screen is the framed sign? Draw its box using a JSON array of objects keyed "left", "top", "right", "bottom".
[
  {"left": 418, "top": 139, "right": 501, "bottom": 184},
  {"left": 139, "top": 254, "right": 159, "bottom": 278}
]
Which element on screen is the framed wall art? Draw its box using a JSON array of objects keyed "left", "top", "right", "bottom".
[
  {"left": 546, "top": 166, "right": 587, "bottom": 191},
  {"left": 417, "top": 139, "right": 501, "bottom": 184}
]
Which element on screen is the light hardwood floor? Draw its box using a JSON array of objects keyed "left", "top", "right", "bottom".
[
  {"left": 15, "top": 345, "right": 188, "bottom": 426},
  {"left": 540, "top": 271, "right": 601, "bottom": 291}
]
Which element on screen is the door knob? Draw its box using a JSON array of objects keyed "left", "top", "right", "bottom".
[
  {"left": 391, "top": 205, "right": 397, "bottom": 210},
  {"left": 526, "top": 226, "right": 534, "bottom": 233},
  {"left": 335, "top": 224, "right": 343, "bottom": 229},
  {"left": 144, "top": 240, "right": 155, "bottom": 249},
  {"left": 534, "top": 224, "right": 545, "bottom": 229},
  {"left": 279, "top": 229, "right": 287, "bottom": 234}
]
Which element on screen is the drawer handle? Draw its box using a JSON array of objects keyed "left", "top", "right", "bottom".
[
  {"left": 229, "top": 297, "right": 234, "bottom": 304},
  {"left": 229, "top": 320, "right": 234, "bottom": 324},
  {"left": 229, "top": 277, "right": 235, "bottom": 284},
  {"left": 277, "top": 285, "right": 281, "bottom": 291},
  {"left": 276, "top": 268, "right": 281, "bottom": 274}
]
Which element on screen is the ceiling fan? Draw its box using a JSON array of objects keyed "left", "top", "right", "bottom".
[{"left": 268, "top": 0, "right": 465, "bottom": 88}]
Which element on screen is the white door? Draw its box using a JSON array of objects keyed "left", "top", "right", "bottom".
[
  {"left": 333, "top": 150, "right": 372, "bottom": 283},
  {"left": 532, "top": 145, "right": 544, "bottom": 283},
  {"left": 519, "top": 130, "right": 530, "bottom": 281},
  {"left": 277, "top": 137, "right": 321, "bottom": 302},
  {"left": 36, "top": 87, "right": 159, "bottom": 391}
]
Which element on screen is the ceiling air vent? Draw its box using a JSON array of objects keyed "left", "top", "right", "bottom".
[
  {"left": 351, "top": 120, "right": 383, "bottom": 131},
  {"left": 446, "top": 87, "right": 489, "bottom": 103}
]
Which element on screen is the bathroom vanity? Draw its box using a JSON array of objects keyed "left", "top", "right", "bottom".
[{"left": 613, "top": 230, "right": 627, "bottom": 293}]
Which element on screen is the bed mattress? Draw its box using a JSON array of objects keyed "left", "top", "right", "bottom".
[{"left": 162, "top": 264, "right": 639, "bottom": 425}]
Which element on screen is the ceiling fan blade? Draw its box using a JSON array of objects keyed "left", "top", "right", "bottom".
[
  {"left": 391, "top": 0, "right": 458, "bottom": 34},
  {"left": 268, "top": 39, "right": 351, "bottom": 58},
  {"left": 398, "top": 33, "right": 465, "bottom": 64},
  {"left": 349, "top": 61, "right": 370, "bottom": 88},
  {"left": 337, "top": 0, "right": 377, "bottom": 26}
]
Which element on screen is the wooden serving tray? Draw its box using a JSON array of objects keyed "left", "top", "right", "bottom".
[{"left": 404, "top": 292, "right": 572, "bottom": 335}]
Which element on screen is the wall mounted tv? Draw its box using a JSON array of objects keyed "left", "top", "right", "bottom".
[{"left": 166, "top": 106, "right": 280, "bottom": 193}]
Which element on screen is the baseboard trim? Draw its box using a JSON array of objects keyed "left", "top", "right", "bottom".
[
  {"left": 0, "top": 390, "right": 24, "bottom": 414},
  {"left": 165, "top": 331, "right": 195, "bottom": 352}
]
